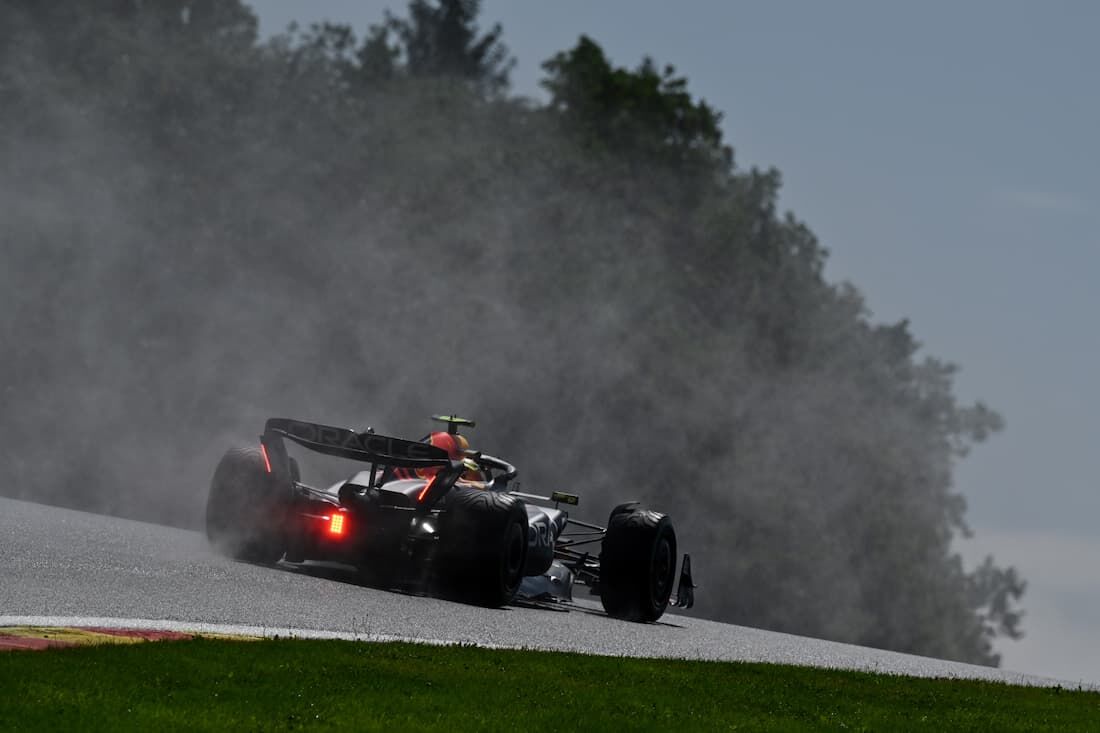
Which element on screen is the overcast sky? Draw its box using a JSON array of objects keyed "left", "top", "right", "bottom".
[{"left": 248, "top": 0, "right": 1099, "bottom": 683}]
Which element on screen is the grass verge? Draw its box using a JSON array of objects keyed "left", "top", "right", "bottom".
[{"left": 0, "top": 639, "right": 1096, "bottom": 731}]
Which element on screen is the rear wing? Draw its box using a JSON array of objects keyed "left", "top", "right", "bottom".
[{"left": 260, "top": 418, "right": 451, "bottom": 478}]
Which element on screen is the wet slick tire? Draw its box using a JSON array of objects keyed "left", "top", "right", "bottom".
[
  {"left": 205, "top": 446, "right": 287, "bottom": 564},
  {"left": 599, "top": 506, "right": 677, "bottom": 622},
  {"left": 438, "top": 488, "right": 529, "bottom": 607}
]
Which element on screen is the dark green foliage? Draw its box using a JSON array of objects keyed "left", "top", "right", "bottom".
[
  {"left": 543, "top": 35, "right": 730, "bottom": 174},
  {"left": 0, "top": 1, "right": 1022, "bottom": 664},
  {"left": 390, "top": 0, "right": 513, "bottom": 92},
  {"left": 0, "top": 640, "right": 1096, "bottom": 732}
]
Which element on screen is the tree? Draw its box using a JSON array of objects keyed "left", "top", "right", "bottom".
[
  {"left": 542, "top": 36, "right": 730, "bottom": 174},
  {"left": 0, "top": 2, "right": 1023, "bottom": 666},
  {"left": 387, "top": 0, "right": 513, "bottom": 93},
  {"left": 537, "top": 36, "right": 1021, "bottom": 665}
]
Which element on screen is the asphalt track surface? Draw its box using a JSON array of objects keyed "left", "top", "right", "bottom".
[{"left": 1, "top": 497, "right": 1090, "bottom": 688}]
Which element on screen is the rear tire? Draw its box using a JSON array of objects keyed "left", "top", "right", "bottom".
[
  {"left": 608, "top": 501, "right": 640, "bottom": 522},
  {"left": 599, "top": 506, "right": 676, "bottom": 622},
  {"left": 205, "top": 446, "right": 287, "bottom": 564},
  {"left": 437, "top": 488, "right": 529, "bottom": 607}
]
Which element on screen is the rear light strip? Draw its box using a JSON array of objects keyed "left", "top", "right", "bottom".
[
  {"left": 260, "top": 443, "right": 273, "bottom": 473},
  {"left": 328, "top": 512, "right": 346, "bottom": 536}
]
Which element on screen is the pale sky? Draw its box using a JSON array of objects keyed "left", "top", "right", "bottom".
[{"left": 249, "top": 1, "right": 1100, "bottom": 683}]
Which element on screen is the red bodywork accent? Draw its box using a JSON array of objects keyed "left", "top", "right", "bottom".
[{"left": 417, "top": 476, "right": 437, "bottom": 503}]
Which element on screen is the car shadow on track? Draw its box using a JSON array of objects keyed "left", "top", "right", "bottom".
[
  {"left": 257, "top": 558, "right": 685, "bottom": 627},
  {"left": 269, "top": 558, "right": 525, "bottom": 613}
]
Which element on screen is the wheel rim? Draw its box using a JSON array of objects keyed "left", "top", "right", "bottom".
[
  {"left": 504, "top": 522, "right": 524, "bottom": 582},
  {"left": 651, "top": 536, "right": 673, "bottom": 602}
]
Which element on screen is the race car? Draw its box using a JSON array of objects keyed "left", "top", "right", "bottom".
[{"left": 205, "top": 415, "right": 694, "bottom": 622}]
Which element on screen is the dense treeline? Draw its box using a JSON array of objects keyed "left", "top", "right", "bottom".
[{"left": 0, "top": 0, "right": 1024, "bottom": 664}]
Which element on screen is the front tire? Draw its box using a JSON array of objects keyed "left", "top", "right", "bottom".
[
  {"left": 437, "top": 488, "right": 529, "bottom": 607},
  {"left": 205, "top": 446, "right": 287, "bottom": 564},
  {"left": 599, "top": 506, "right": 677, "bottom": 622}
]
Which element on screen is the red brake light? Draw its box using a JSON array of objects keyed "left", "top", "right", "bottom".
[
  {"left": 328, "top": 512, "right": 346, "bottom": 536},
  {"left": 260, "top": 443, "right": 272, "bottom": 474}
]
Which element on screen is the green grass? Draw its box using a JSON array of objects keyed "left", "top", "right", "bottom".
[{"left": 0, "top": 640, "right": 1096, "bottom": 731}]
